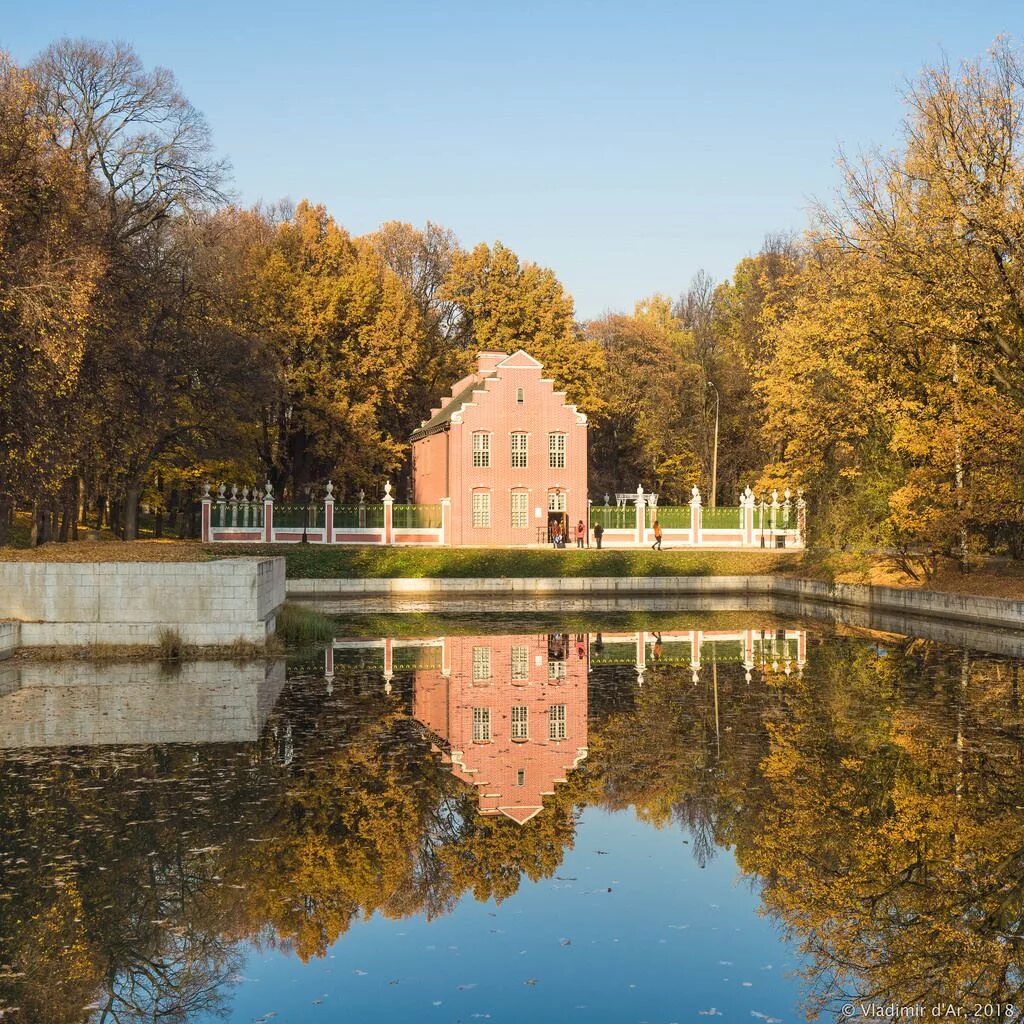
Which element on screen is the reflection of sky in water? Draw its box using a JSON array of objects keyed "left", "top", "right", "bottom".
[{"left": 228, "top": 809, "right": 801, "bottom": 1024}]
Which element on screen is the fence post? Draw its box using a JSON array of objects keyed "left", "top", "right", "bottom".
[
  {"left": 324, "top": 481, "right": 334, "bottom": 545},
  {"left": 216, "top": 483, "right": 227, "bottom": 537},
  {"left": 263, "top": 481, "right": 274, "bottom": 543},
  {"left": 201, "top": 483, "right": 212, "bottom": 542},
  {"left": 634, "top": 485, "right": 645, "bottom": 547},
  {"left": 796, "top": 489, "right": 807, "bottom": 548},
  {"left": 383, "top": 481, "right": 394, "bottom": 545},
  {"left": 229, "top": 484, "right": 238, "bottom": 527},
  {"left": 690, "top": 485, "right": 702, "bottom": 546},
  {"left": 587, "top": 498, "right": 593, "bottom": 548},
  {"left": 440, "top": 496, "right": 452, "bottom": 546},
  {"left": 770, "top": 489, "right": 779, "bottom": 547},
  {"left": 742, "top": 486, "right": 755, "bottom": 546},
  {"left": 358, "top": 489, "right": 366, "bottom": 528}
]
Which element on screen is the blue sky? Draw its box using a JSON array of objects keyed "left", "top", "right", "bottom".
[{"left": 4, "top": 0, "right": 1021, "bottom": 317}]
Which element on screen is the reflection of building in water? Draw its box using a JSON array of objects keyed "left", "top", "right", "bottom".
[
  {"left": 591, "top": 628, "right": 807, "bottom": 685},
  {"left": 323, "top": 627, "right": 807, "bottom": 823},
  {"left": 0, "top": 659, "right": 287, "bottom": 749},
  {"left": 327, "top": 634, "right": 589, "bottom": 824},
  {"left": 416, "top": 634, "right": 589, "bottom": 823}
]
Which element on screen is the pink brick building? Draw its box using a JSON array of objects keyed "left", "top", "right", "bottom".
[
  {"left": 410, "top": 350, "right": 589, "bottom": 546},
  {"left": 413, "top": 632, "right": 589, "bottom": 823}
]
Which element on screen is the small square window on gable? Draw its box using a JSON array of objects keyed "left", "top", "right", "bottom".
[{"left": 516, "top": 387, "right": 525, "bottom": 404}]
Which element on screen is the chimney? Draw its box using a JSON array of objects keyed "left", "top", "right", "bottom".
[{"left": 477, "top": 351, "right": 508, "bottom": 374}]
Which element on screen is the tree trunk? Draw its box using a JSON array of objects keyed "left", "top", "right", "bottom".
[
  {"left": 0, "top": 496, "right": 10, "bottom": 547},
  {"left": 123, "top": 483, "right": 141, "bottom": 541}
]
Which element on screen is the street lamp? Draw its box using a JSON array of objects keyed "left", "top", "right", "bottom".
[{"left": 706, "top": 381, "right": 720, "bottom": 509}]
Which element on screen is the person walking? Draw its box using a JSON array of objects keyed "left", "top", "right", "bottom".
[
  {"left": 575, "top": 519, "right": 586, "bottom": 548},
  {"left": 593, "top": 521, "right": 604, "bottom": 549},
  {"left": 551, "top": 520, "right": 562, "bottom": 548},
  {"left": 651, "top": 518, "right": 663, "bottom": 550}
]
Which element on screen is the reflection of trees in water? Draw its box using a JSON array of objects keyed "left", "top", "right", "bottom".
[{"left": 3, "top": 646, "right": 1024, "bottom": 1022}]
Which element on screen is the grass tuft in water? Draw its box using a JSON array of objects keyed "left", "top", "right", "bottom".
[
  {"left": 156, "top": 627, "right": 184, "bottom": 661},
  {"left": 275, "top": 602, "right": 336, "bottom": 644}
]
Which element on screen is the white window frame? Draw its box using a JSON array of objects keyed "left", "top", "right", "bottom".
[
  {"left": 472, "top": 431, "right": 491, "bottom": 468},
  {"left": 511, "top": 644, "right": 529, "bottom": 680},
  {"left": 516, "top": 387, "right": 525, "bottom": 404},
  {"left": 472, "top": 491, "right": 491, "bottom": 528},
  {"left": 516, "top": 768, "right": 526, "bottom": 786},
  {"left": 548, "top": 490, "right": 566, "bottom": 512},
  {"left": 548, "top": 659, "right": 566, "bottom": 680},
  {"left": 548, "top": 432, "right": 566, "bottom": 469},
  {"left": 511, "top": 705, "right": 529, "bottom": 740},
  {"left": 472, "top": 706, "right": 492, "bottom": 742},
  {"left": 511, "top": 491, "right": 528, "bottom": 529},
  {"left": 511, "top": 432, "right": 528, "bottom": 469},
  {"left": 472, "top": 645, "right": 491, "bottom": 682},
  {"left": 548, "top": 704, "right": 567, "bottom": 740}
]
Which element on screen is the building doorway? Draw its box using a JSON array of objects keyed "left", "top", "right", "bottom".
[{"left": 548, "top": 490, "right": 567, "bottom": 545}]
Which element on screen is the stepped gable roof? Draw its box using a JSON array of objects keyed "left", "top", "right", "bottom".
[
  {"left": 409, "top": 370, "right": 495, "bottom": 440},
  {"left": 409, "top": 349, "right": 547, "bottom": 441}
]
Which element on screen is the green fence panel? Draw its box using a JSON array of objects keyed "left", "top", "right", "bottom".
[
  {"left": 392, "top": 504, "right": 442, "bottom": 529},
  {"left": 648, "top": 505, "right": 691, "bottom": 528},
  {"left": 364, "top": 504, "right": 385, "bottom": 528},
  {"left": 701, "top": 506, "right": 742, "bottom": 530},
  {"left": 589, "top": 505, "right": 636, "bottom": 529},
  {"left": 273, "top": 505, "right": 324, "bottom": 529},
  {"left": 333, "top": 505, "right": 363, "bottom": 528}
]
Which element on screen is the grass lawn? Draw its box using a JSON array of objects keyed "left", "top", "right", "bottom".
[{"left": 213, "top": 544, "right": 802, "bottom": 579}]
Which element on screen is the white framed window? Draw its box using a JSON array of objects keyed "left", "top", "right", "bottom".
[
  {"left": 472, "top": 431, "right": 491, "bottom": 467},
  {"left": 472, "top": 707, "right": 492, "bottom": 742},
  {"left": 548, "top": 659, "right": 566, "bottom": 680},
  {"left": 548, "top": 432, "right": 566, "bottom": 469},
  {"left": 472, "top": 491, "right": 491, "bottom": 527},
  {"left": 548, "top": 704, "right": 567, "bottom": 740},
  {"left": 511, "top": 644, "right": 529, "bottom": 680},
  {"left": 548, "top": 490, "right": 566, "bottom": 512},
  {"left": 511, "top": 491, "right": 528, "bottom": 529},
  {"left": 472, "top": 645, "right": 491, "bottom": 681},
  {"left": 511, "top": 705, "right": 529, "bottom": 740},
  {"left": 516, "top": 387, "right": 525, "bottom": 404},
  {"left": 511, "top": 432, "right": 528, "bottom": 468}
]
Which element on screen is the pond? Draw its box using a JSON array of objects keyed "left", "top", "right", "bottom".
[{"left": 1, "top": 610, "right": 1023, "bottom": 1023}]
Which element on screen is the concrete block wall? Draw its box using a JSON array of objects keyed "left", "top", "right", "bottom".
[{"left": 0, "top": 557, "right": 286, "bottom": 647}]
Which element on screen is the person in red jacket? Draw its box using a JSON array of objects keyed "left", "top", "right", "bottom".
[{"left": 575, "top": 519, "right": 586, "bottom": 548}]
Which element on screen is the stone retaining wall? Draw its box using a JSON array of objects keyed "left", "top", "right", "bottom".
[
  {"left": 288, "top": 574, "right": 1023, "bottom": 631},
  {"left": 0, "top": 557, "right": 286, "bottom": 647}
]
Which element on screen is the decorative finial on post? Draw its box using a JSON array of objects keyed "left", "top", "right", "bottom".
[
  {"left": 217, "top": 483, "right": 226, "bottom": 500},
  {"left": 691, "top": 485, "right": 701, "bottom": 502},
  {"left": 384, "top": 480, "right": 392, "bottom": 499},
  {"left": 358, "top": 488, "right": 366, "bottom": 503},
  {"left": 265, "top": 480, "right": 274, "bottom": 499},
  {"left": 202, "top": 482, "right": 211, "bottom": 499},
  {"left": 325, "top": 480, "right": 334, "bottom": 499}
]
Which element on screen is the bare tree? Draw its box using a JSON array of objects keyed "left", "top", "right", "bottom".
[{"left": 33, "top": 38, "right": 229, "bottom": 245}]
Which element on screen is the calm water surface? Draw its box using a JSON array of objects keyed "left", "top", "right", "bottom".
[{"left": 1, "top": 612, "right": 1022, "bottom": 1023}]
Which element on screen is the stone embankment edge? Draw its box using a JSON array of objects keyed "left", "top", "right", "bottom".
[{"left": 287, "top": 575, "right": 1024, "bottom": 631}]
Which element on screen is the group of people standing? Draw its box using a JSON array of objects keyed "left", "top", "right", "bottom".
[{"left": 549, "top": 518, "right": 664, "bottom": 550}]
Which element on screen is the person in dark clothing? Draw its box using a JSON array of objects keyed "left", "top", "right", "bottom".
[
  {"left": 651, "top": 519, "right": 663, "bottom": 550},
  {"left": 593, "top": 522, "right": 604, "bottom": 549}
]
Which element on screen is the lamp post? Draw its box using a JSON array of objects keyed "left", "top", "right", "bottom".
[{"left": 706, "top": 381, "right": 720, "bottom": 509}]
